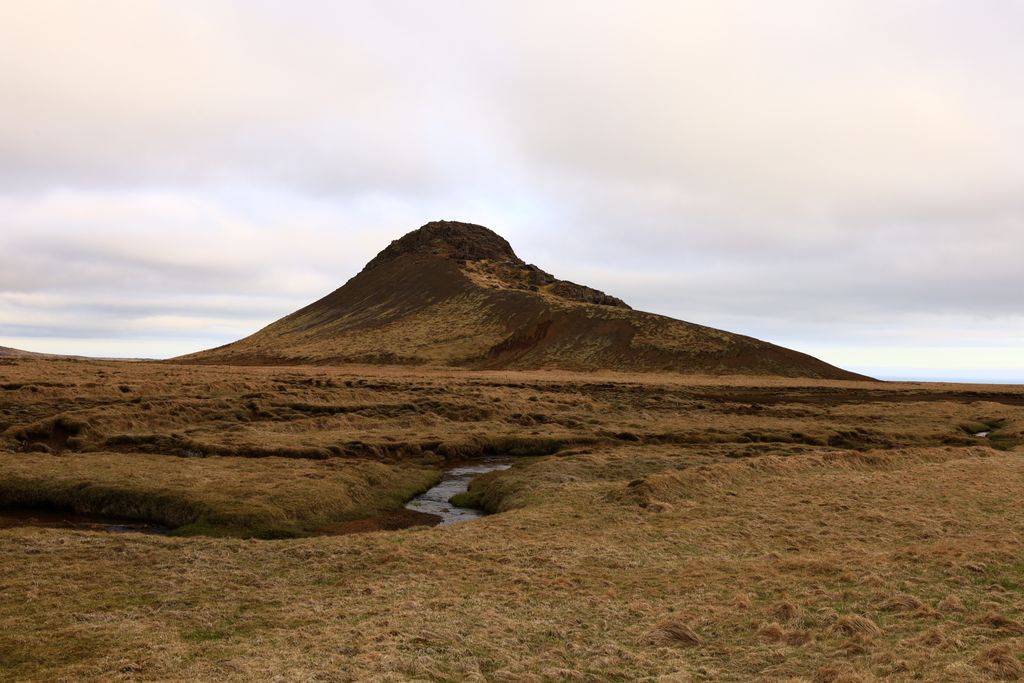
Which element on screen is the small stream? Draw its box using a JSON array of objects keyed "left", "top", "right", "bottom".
[{"left": 405, "top": 460, "right": 511, "bottom": 526}]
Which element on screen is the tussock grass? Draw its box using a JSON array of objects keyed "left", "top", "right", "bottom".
[
  {"left": 649, "top": 619, "right": 702, "bottom": 647},
  {"left": 9, "top": 415, "right": 89, "bottom": 452},
  {"left": 834, "top": 614, "right": 883, "bottom": 638},
  {"left": 939, "top": 593, "right": 966, "bottom": 613},
  {"left": 759, "top": 622, "right": 814, "bottom": 646},
  {"left": 976, "top": 645, "right": 1024, "bottom": 680},
  {"left": 772, "top": 600, "right": 804, "bottom": 622},
  {"left": 982, "top": 612, "right": 1024, "bottom": 635},
  {"left": 878, "top": 593, "right": 928, "bottom": 612}
]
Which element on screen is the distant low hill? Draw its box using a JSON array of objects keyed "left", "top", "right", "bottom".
[
  {"left": 0, "top": 346, "right": 147, "bottom": 362},
  {"left": 180, "top": 221, "right": 868, "bottom": 379},
  {"left": 0, "top": 346, "right": 45, "bottom": 359}
]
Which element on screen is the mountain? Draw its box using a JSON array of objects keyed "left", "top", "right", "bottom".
[{"left": 180, "top": 221, "right": 867, "bottom": 379}]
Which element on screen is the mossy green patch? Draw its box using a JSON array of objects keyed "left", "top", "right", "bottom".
[{"left": 448, "top": 490, "right": 481, "bottom": 509}]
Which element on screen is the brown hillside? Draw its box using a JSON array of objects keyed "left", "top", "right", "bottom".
[{"left": 180, "top": 221, "right": 866, "bottom": 379}]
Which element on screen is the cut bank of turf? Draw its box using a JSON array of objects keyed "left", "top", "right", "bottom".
[{"left": 0, "top": 452, "right": 440, "bottom": 538}]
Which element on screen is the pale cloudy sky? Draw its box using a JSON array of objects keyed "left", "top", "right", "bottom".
[{"left": 1, "top": 1, "right": 1022, "bottom": 381}]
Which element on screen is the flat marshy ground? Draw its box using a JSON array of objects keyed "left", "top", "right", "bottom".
[{"left": 0, "top": 360, "right": 1022, "bottom": 681}]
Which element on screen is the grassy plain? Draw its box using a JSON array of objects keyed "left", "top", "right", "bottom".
[{"left": 1, "top": 358, "right": 1023, "bottom": 681}]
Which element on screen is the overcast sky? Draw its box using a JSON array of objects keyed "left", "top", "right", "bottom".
[{"left": 1, "top": 1, "right": 1022, "bottom": 381}]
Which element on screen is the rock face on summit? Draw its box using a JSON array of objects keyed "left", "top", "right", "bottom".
[
  {"left": 181, "top": 221, "right": 866, "bottom": 379},
  {"left": 364, "top": 222, "right": 630, "bottom": 309}
]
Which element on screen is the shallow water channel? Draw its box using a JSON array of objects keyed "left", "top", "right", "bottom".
[{"left": 405, "top": 459, "right": 511, "bottom": 525}]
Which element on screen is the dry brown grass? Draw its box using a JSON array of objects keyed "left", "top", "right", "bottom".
[
  {"left": 1, "top": 359, "right": 1023, "bottom": 680},
  {"left": 1, "top": 359, "right": 1020, "bottom": 460}
]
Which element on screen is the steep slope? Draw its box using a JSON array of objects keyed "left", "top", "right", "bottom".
[{"left": 181, "top": 221, "right": 867, "bottom": 379}]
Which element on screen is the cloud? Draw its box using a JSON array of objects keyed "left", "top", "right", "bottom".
[
  {"left": 0, "top": 1, "right": 514, "bottom": 195},
  {"left": 0, "top": 1, "right": 1021, "bottom": 377}
]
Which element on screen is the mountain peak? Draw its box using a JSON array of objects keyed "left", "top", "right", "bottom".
[
  {"left": 364, "top": 221, "right": 521, "bottom": 271},
  {"left": 363, "top": 220, "right": 630, "bottom": 309}
]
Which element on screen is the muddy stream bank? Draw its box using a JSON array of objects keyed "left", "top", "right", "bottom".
[{"left": 0, "top": 509, "right": 170, "bottom": 534}]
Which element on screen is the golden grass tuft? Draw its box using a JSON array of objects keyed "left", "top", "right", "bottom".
[
  {"left": 785, "top": 629, "right": 815, "bottom": 646},
  {"left": 759, "top": 622, "right": 786, "bottom": 641},
  {"left": 879, "top": 593, "right": 927, "bottom": 612},
  {"left": 650, "top": 618, "right": 702, "bottom": 647},
  {"left": 772, "top": 600, "right": 803, "bottom": 622},
  {"left": 731, "top": 592, "right": 752, "bottom": 610},
  {"left": 939, "top": 593, "right": 966, "bottom": 612},
  {"left": 833, "top": 615, "right": 883, "bottom": 638},
  {"left": 759, "top": 621, "right": 813, "bottom": 647},
  {"left": 917, "top": 628, "right": 946, "bottom": 648},
  {"left": 976, "top": 645, "right": 1024, "bottom": 680},
  {"left": 981, "top": 612, "right": 1024, "bottom": 634}
]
